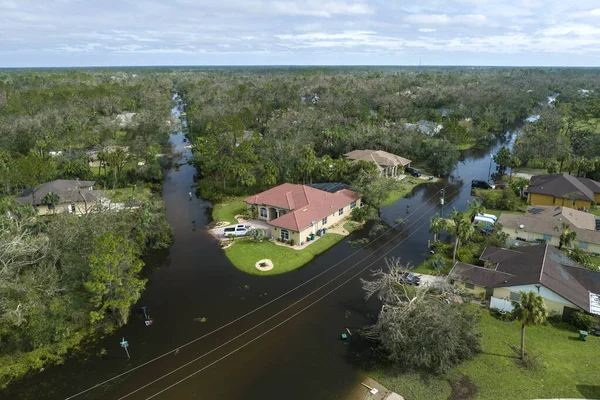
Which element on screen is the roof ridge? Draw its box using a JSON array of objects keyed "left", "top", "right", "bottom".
[{"left": 539, "top": 244, "right": 549, "bottom": 282}]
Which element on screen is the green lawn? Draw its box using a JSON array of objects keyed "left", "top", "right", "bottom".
[
  {"left": 212, "top": 196, "right": 248, "bottom": 225},
  {"left": 368, "top": 310, "right": 600, "bottom": 400},
  {"left": 344, "top": 221, "right": 363, "bottom": 233},
  {"left": 383, "top": 178, "right": 429, "bottom": 207},
  {"left": 455, "top": 139, "right": 477, "bottom": 151},
  {"left": 411, "top": 255, "right": 453, "bottom": 275},
  {"left": 224, "top": 233, "right": 346, "bottom": 275}
]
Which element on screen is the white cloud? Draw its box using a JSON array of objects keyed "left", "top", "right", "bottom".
[
  {"left": 418, "top": 28, "right": 436, "bottom": 32},
  {"left": 271, "top": 1, "right": 374, "bottom": 17},
  {"left": 405, "top": 13, "right": 488, "bottom": 27}
]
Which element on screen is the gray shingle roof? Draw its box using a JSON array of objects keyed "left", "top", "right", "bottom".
[
  {"left": 16, "top": 179, "right": 96, "bottom": 206},
  {"left": 449, "top": 244, "right": 600, "bottom": 312},
  {"left": 344, "top": 150, "right": 411, "bottom": 167},
  {"left": 527, "top": 173, "right": 600, "bottom": 201}
]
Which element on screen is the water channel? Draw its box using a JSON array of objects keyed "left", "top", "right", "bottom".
[{"left": 3, "top": 98, "right": 529, "bottom": 400}]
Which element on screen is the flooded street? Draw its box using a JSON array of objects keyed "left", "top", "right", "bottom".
[{"left": 2, "top": 100, "right": 524, "bottom": 400}]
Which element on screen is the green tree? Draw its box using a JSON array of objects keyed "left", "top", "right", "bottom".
[
  {"left": 106, "top": 149, "right": 128, "bottom": 189},
  {"left": 508, "top": 155, "right": 521, "bottom": 181},
  {"left": 467, "top": 199, "right": 486, "bottom": 221},
  {"left": 511, "top": 291, "right": 548, "bottom": 359},
  {"left": 14, "top": 155, "right": 57, "bottom": 204},
  {"left": 449, "top": 209, "right": 475, "bottom": 265},
  {"left": 493, "top": 146, "right": 511, "bottom": 175},
  {"left": 297, "top": 145, "right": 317, "bottom": 184},
  {"left": 84, "top": 232, "right": 146, "bottom": 326},
  {"left": 41, "top": 192, "right": 60, "bottom": 214},
  {"left": 429, "top": 215, "right": 446, "bottom": 243},
  {"left": 556, "top": 222, "right": 577, "bottom": 249}
]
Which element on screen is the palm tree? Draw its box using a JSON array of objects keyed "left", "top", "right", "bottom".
[
  {"left": 449, "top": 209, "right": 475, "bottom": 265},
  {"left": 511, "top": 291, "right": 548, "bottom": 359},
  {"left": 467, "top": 199, "right": 486, "bottom": 221},
  {"left": 429, "top": 215, "right": 446, "bottom": 243},
  {"left": 556, "top": 222, "right": 577, "bottom": 249},
  {"left": 41, "top": 192, "right": 60, "bottom": 215}
]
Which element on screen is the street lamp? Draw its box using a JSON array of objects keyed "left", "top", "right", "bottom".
[{"left": 440, "top": 188, "right": 445, "bottom": 217}]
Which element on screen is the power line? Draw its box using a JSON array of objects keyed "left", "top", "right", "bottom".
[
  {"left": 137, "top": 191, "right": 460, "bottom": 399},
  {"left": 66, "top": 185, "right": 454, "bottom": 400}
]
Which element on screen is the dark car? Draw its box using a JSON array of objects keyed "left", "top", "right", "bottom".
[
  {"left": 471, "top": 180, "right": 495, "bottom": 190},
  {"left": 405, "top": 167, "right": 421, "bottom": 177},
  {"left": 399, "top": 272, "right": 421, "bottom": 286}
]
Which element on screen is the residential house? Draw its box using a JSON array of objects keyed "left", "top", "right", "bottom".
[
  {"left": 344, "top": 149, "right": 411, "bottom": 178},
  {"left": 87, "top": 146, "right": 130, "bottom": 167},
  {"left": 244, "top": 183, "right": 362, "bottom": 245},
  {"left": 404, "top": 120, "right": 443, "bottom": 136},
  {"left": 449, "top": 244, "right": 600, "bottom": 319},
  {"left": 498, "top": 205, "right": 600, "bottom": 254},
  {"left": 115, "top": 112, "right": 137, "bottom": 128},
  {"left": 526, "top": 173, "right": 600, "bottom": 210},
  {"left": 16, "top": 179, "right": 103, "bottom": 216}
]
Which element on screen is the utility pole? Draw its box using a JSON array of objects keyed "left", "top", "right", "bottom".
[
  {"left": 488, "top": 152, "right": 494, "bottom": 182},
  {"left": 120, "top": 337, "right": 130, "bottom": 359},
  {"left": 440, "top": 188, "right": 445, "bottom": 218}
]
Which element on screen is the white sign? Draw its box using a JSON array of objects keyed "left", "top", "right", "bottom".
[{"left": 590, "top": 292, "right": 600, "bottom": 316}]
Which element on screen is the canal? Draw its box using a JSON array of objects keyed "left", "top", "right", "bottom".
[{"left": 2, "top": 99, "right": 525, "bottom": 400}]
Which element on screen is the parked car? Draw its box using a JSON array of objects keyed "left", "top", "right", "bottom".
[
  {"left": 399, "top": 272, "right": 421, "bottom": 286},
  {"left": 223, "top": 224, "right": 250, "bottom": 237},
  {"left": 471, "top": 180, "right": 495, "bottom": 190},
  {"left": 405, "top": 167, "right": 421, "bottom": 177}
]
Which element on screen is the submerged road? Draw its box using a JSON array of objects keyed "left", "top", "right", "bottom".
[{"left": 2, "top": 99, "right": 520, "bottom": 400}]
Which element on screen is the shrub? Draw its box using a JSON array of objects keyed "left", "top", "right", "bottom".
[
  {"left": 290, "top": 239, "right": 296, "bottom": 246},
  {"left": 570, "top": 311, "right": 596, "bottom": 331}
]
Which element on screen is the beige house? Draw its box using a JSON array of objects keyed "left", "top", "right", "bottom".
[
  {"left": 16, "top": 180, "right": 105, "bottom": 216},
  {"left": 449, "top": 245, "right": 600, "bottom": 319},
  {"left": 344, "top": 150, "right": 411, "bottom": 178},
  {"left": 498, "top": 205, "right": 600, "bottom": 255},
  {"left": 245, "top": 183, "right": 362, "bottom": 245}
]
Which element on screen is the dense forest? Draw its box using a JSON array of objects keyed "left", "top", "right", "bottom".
[
  {"left": 0, "top": 70, "right": 174, "bottom": 387},
  {"left": 175, "top": 67, "right": 600, "bottom": 200},
  {"left": 1, "top": 66, "right": 600, "bottom": 387}
]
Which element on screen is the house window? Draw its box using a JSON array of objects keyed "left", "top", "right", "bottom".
[
  {"left": 579, "top": 241, "right": 588, "bottom": 250},
  {"left": 280, "top": 229, "right": 290, "bottom": 241},
  {"left": 465, "top": 283, "right": 475, "bottom": 290},
  {"left": 260, "top": 208, "right": 267, "bottom": 218},
  {"left": 509, "top": 292, "right": 520, "bottom": 301},
  {"left": 350, "top": 201, "right": 357, "bottom": 209},
  {"left": 338, "top": 208, "right": 344, "bottom": 216},
  {"left": 322, "top": 217, "right": 327, "bottom": 226},
  {"left": 542, "top": 234, "right": 552, "bottom": 242}
]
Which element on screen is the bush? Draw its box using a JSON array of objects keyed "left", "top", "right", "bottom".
[
  {"left": 290, "top": 239, "right": 296, "bottom": 246},
  {"left": 570, "top": 311, "right": 596, "bottom": 331}
]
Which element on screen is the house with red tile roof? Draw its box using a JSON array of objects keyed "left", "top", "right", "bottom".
[{"left": 244, "top": 183, "right": 362, "bottom": 245}]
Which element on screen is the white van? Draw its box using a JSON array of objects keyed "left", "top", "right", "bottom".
[
  {"left": 477, "top": 213, "right": 498, "bottom": 222},
  {"left": 473, "top": 215, "right": 496, "bottom": 225},
  {"left": 223, "top": 224, "right": 250, "bottom": 237}
]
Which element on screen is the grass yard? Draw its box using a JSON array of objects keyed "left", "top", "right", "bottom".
[
  {"left": 368, "top": 310, "right": 600, "bottom": 400},
  {"left": 382, "top": 177, "right": 429, "bottom": 207},
  {"left": 211, "top": 196, "right": 248, "bottom": 225},
  {"left": 224, "top": 233, "right": 346, "bottom": 275},
  {"left": 411, "top": 255, "right": 453, "bottom": 275}
]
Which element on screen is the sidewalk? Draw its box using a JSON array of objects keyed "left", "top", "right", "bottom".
[{"left": 345, "top": 377, "right": 405, "bottom": 400}]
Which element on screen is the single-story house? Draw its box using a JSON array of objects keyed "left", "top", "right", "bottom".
[
  {"left": 244, "top": 183, "right": 362, "bottom": 245},
  {"left": 343, "top": 149, "right": 411, "bottom": 178},
  {"left": 87, "top": 146, "right": 130, "bottom": 167},
  {"left": 404, "top": 120, "right": 443, "bottom": 136},
  {"left": 449, "top": 244, "right": 600, "bottom": 319},
  {"left": 526, "top": 173, "right": 600, "bottom": 210},
  {"left": 16, "top": 179, "right": 104, "bottom": 216},
  {"left": 498, "top": 206, "right": 600, "bottom": 254}
]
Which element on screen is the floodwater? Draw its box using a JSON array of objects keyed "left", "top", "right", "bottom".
[{"left": 2, "top": 100, "right": 525, "bottom": 400}]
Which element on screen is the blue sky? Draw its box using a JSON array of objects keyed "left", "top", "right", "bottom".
[{"left": 1, "top": 0, "right": 600, "bottom": 67}]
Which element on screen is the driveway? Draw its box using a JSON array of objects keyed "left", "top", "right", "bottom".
[
  {"left": 209, "top": 219, "right": 272, "bottom": 240},
  {"left": 415, "top": 273, "right": 446, "bottom": 287}
]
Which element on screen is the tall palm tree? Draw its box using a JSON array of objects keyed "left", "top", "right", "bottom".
[
  {"left": 467, "top": 199, "right": 486, "bottom": 221},
  {"left": 449, "top": 209, "right": 475, "bottom": 265},
  {"left": 511, "top": 291, "right": 548, "bottom": 359},
  {"left": 556, "top": 222, "right": 577, "bottom": 249},
  {"left": 429, "top": 215, "right": 446, "bottom": 243}
]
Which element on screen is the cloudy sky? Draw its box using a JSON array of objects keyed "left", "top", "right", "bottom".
[{"left": 1, "top": 0, "right": 600, "bottom": 67}]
